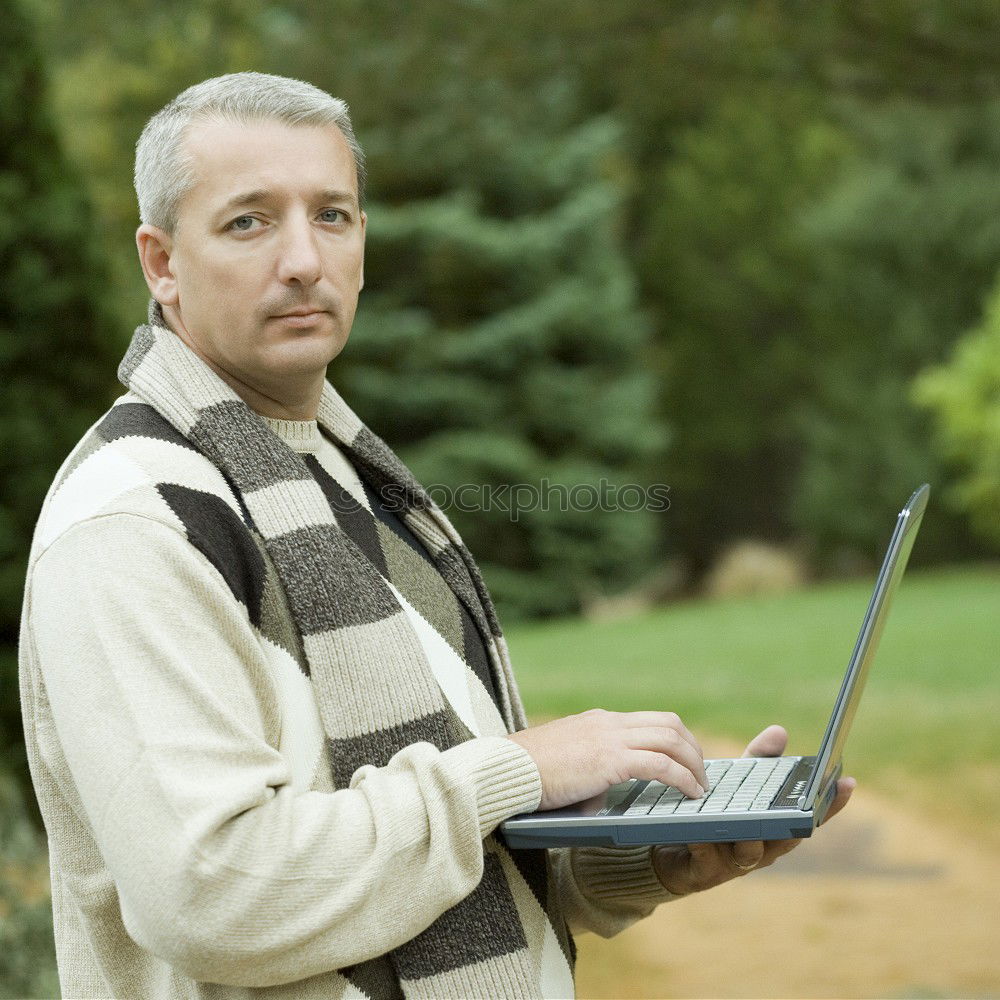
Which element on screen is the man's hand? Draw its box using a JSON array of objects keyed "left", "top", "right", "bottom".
[
  {"left": 650, "top": 724, "right": 856, "bottom": 896},
  {"left": 509, "top": 709, "right": 708, "bottom": 812}
]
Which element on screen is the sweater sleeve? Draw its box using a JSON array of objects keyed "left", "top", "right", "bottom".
[
  {"left": 24, "top": 513, "right": 542, "bottom": 988},
  {"left": 548, "top": 845, "right": 679, "bottom": 937}
]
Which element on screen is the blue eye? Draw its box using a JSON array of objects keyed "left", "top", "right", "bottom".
[
  {"left": 320, "top": 209, "right": 345, "bottom": 224},
  {"left": 229, "top": 216, "right": 258, "bottom": 232}
]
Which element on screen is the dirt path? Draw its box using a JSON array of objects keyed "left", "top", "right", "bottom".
[{"left": 574, "top": 763, "right": 1000, "bottom": 999}]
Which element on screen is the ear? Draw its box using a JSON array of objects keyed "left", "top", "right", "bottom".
[
  {"left": 136, "top": 224, "right": 179, "bottom": 305},
  {"left": 358, "top": 210, "right": 367, "bottom": 292}
]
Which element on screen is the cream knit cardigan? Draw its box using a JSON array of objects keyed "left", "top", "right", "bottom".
[{"left": 19, "top": 313, "right": 675, "bottom": 999}]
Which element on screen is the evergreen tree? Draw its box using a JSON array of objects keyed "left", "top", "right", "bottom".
[
  {"left": 637, "top": 86, "right": 847, "bottom": 573},
  {"left": 0, "top": 0, "right": 119, "bottom": 796},
  {"left": 793, "top": 100, "right": 1000, "bottom": 564},
  {"left": 340, "top": 102, "right": 666, "bottom": 619}
]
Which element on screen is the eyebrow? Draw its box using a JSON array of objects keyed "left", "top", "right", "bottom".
[{"left": 219, "top": 188, "right": 358, "bottom": 214}]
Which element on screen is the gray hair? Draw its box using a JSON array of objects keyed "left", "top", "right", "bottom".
[{"left": 134, "top": 71, "right": 366, "bottom": 232}]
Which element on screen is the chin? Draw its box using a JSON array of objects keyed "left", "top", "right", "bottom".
[{"left": 267, "top": 335, "right": 347, "bottom": 375}]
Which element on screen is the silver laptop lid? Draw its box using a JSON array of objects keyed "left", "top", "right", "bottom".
[{"left": 800, "top": 484, "right": 929, "bottom": 810}]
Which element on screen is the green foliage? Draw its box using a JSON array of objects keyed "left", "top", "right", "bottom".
[
  {"left": 15, "top": 0, "right": 1000, "bottom": 601},
  {"left": 0, "top": 0, "right": 120, "bottom": 801},
  {"left": 0, "top": 769, "right": 58, "bottom": 999},
  {"left": 560, "top": 1, "right": 1000, "bottom": 569},
  {"left": 914, "top": 280, "right": 1000, "bottom": 545},
  {"left": 638, "top": 85, "right": 848, "bottom": 568},
  {"left": 341, "top": 111, "right": 666, "bottom": 619},
  {"left": 789, "top": 100, "right": 1000, "bottom": 563}
]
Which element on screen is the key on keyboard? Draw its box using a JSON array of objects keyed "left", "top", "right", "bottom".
[{"left": 623, "top": 758, "right": 796, "bottom": 817}]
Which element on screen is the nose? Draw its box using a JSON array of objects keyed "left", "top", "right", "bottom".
[{"left": 276, "top": 215, "right": 322, "bottom": 287}]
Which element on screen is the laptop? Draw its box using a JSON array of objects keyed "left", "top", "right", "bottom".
[{"left": 501, "top": 484, "right": 929, "bottom": 849}]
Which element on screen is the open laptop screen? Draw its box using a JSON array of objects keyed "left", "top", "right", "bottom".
[{"left": 802, "top": 483, "right": 929, "bottom": 810}]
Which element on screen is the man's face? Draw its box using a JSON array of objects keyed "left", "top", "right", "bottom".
[{"left": 149, "top": 117, "right": 366, "bottom": 404}]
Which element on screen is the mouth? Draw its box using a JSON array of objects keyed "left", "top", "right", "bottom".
[
  {"left": 274, "top": 307, "right": 327, "bottom": 317},
  {"left": 270, "top": 308, "right": 330, "bottom": 327}
]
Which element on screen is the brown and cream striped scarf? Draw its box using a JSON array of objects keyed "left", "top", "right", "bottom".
[{"left": 119, "top": 305, "right": 574, "bottom": 998}]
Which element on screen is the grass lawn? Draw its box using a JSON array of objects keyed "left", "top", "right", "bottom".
[{"left": 505, "top": 563, "right": 1000, "bottom": 844}]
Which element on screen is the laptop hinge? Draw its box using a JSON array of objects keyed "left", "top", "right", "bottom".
[
  {"left": 808, "top": 762, "right": 843, "bottom": 820},
  {"left": 767, "top": 757, "right": 816, "bottom": 810}
]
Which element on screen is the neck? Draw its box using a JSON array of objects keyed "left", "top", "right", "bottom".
[{"left": 200, "top": 359, "right": 323, "bottom": 421}]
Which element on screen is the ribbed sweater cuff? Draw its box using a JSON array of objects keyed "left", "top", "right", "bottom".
[
  {"left": 445, "top": 737, "right": 542, "bottom": 839},
  {"left": 573, "top": 845, "right": 678, "bottom": 902}
]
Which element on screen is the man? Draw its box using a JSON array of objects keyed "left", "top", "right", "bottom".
[{"left": 19, "top": 72, "right": 852, "bottom": 999}]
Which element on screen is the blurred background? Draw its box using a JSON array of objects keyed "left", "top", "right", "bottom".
[{"left": 2, "top": 1, "right": 999, "bottom": 997}]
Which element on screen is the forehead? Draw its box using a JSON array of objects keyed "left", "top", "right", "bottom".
[{"left": 179, "top": 117, "right": 359, "bottom": 211}]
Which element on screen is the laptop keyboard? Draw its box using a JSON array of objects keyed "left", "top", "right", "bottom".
[{"left": 622, "top": 757, "right": 798, "bottom": 816}]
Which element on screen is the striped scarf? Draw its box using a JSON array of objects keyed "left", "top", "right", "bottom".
[{"left": 119, "top": 306, "right": 574, "bottom": 998}]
